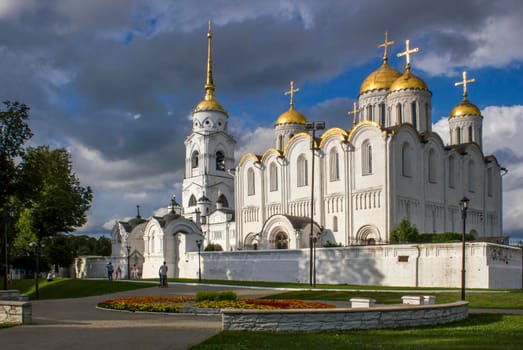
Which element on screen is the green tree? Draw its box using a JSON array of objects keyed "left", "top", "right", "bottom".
[
  {"left": 16, "top": 146, "right": 93, "bottom": 242},
  {"left": 390, "top": 218, "right": 420, "bottom": 243},
  {"left": 0, "top": 101, "right": 32, "bottom": 212}
]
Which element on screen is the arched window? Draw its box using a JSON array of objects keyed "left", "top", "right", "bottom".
[
  {"left": 216, "top": 151, "right": 225, "bottom": 171},
  {"left": 269, "top": 162, "right": 278, "bottom": 191},
  {"left": 411, "top": 102, "right": 417, "bottom": 128},
  {"left": 188, "top": 194, "right": 197, "bottom": 207},
  {"left": 456, "top": 127, "right": 461, "bottom": 144},
  {"left": 468, "top": 160, "right": 475, "bottom": 192},
  {"left": 217, "top": 193, "right": 229, "bottom": 208},
  {"left": 362, "top": 140, "right": 372, "bottom": 175},
  {"left": 333, "top": 216, "right": 338, "bottom": 232},
  {"left": 428, "top": 149, "right": 437, "bottom": 183},
  {"left": 402, "top": 143, "right": 411, "bottom": 177},
  {"left": 397, "top": 103, "right": 403, "bottom": 124},
  {"left": 380, "top": 103, "right": 386, "bottom": 126},
  {"left": 468, "top": 126, "right": 473, "bottom": 143},
  {"left": 425, "top": 103, "right": 430, "bottom": 127},
  {"left": 367, "top": 105, "right": 373, "bottom": 121},
  {"left": 329, "top": 148, "right": 340, "bottom": 182},
  {"left": 247, "top": 168, "right": 255, "bottom": 196},
  {"left": 191, "top": 150, "right": 199, "bottom": 169},
  {"left": 297, "top": 154, "right": 308, "bottom": 187},
  {"left": 448, "top": 155, "right": 455, "bottom": 188}
]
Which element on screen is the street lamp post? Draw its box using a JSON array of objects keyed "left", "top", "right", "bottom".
[
  {"left": 459, "top": 196, "right": 469, "bottom": 301},
  {"left": 31, "top": 240, "right": 42, "bottom": 300},
  {"left": 196, "top": 239, "right": 202, "bottom": 282},
  {"left": 305, "top": 121, "right": 325, "bottom": 287},
  {"left": 126, "top": 244, "right": 131, "bottom": 279},
  {"left": 3, "top": 211, "right": 12, "bottom": 290}
]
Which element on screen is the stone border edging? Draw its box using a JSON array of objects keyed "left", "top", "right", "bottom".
[{"left": 222, "top": 301, "right": 469, "bottom": 331}]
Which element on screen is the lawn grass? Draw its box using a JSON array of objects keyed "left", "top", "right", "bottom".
[
  {"left": 190, "top": 314, "right": 523, "bottom": 350},
  {"left": 262, "top": 290, "right": 523, "bottom": 309},
  {"left": 7, "top": 278, "right": 156, "bottom": 300}
]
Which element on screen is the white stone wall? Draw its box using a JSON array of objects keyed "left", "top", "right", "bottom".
[{"left": 177, "top": 242, "right": 521, "bottom": 289}]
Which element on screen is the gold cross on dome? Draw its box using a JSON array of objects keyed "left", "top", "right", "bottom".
[
  {"left": 454, "top": 71, "right": 475, "bottom": 99},
  {"left": 284, "top": 81, "right": 300, "bottom": 109},
  {"left": 378, "top": 31, "right": 394, "bottom": 60},
  {"left": 347, "top": 102, "right": 360, "bottom": 126},
  {"left": 397, "top": 39, "right": 419, "bottom": 68}
]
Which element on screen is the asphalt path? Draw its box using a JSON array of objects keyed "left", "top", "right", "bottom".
[
  {"left": 0, "top": 283, "right": 275, "bottom": 350},
  {"left": 1, "top": 283, "right": 520, "bottom": 350}
]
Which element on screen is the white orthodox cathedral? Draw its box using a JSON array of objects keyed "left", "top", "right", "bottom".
[{"left": 103, "top": 26, "right": 508, "bottom": 283}]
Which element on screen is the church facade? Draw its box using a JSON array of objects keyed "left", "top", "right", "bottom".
[{"left": 104, "top": 26, "right": 506, "bottom": 283}]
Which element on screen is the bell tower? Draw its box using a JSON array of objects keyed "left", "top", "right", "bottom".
[{"left": 182, "top": 21, "right": 236, "bottom": 220}]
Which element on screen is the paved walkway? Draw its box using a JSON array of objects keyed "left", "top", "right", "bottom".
[
  {"left": 0, "top": 283, "right": 276, "bottom": 350},
  {"left": 0, "top": 283, "right": 520, "bottom": 350}
]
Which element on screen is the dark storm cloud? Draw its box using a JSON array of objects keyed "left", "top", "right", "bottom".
[{"left": 1, "top": 0, "right": 522, "bottom": 231}]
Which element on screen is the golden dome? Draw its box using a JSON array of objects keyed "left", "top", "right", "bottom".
[
  {"left": 194, "top": 98, "right": 226, "bottom": 113},
  {"left": 389, "top": 67, "right": 429, "bottom": 92},
  {"left": 276, "top": 107, "right": 307, "bottom": 125},
  {"left": 359, "top": 62, "right": 402, "bottom": 95},
  {"left": 450, "top": 99, "right": 481, "bottom": 118}
]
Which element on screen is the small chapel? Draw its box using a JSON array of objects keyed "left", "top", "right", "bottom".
[{"left": 107, "top": 25, "right": 506, "bottom": 282}]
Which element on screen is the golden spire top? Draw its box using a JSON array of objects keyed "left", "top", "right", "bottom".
[
  {"left": 454, "top": 71, "right": 475, "bottom": 100},
  {"left": 347, "top": 101, "right": 360, "bottom": 126},
  {"left": 284, "top": 81, "right": 300, "bottom": 110},
  {"left": 204, "top": 20, "right": 216, "bottom": 102},
  {"left": 397, "top": 39, "right": 419, "bottom": 71},
  {"left": 378, "top": 31, "right": 394, "bottom": 63}
]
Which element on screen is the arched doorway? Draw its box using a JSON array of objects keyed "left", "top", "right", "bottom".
[{"left": 274, "top": 232, "right": 289, "bottom": 249}]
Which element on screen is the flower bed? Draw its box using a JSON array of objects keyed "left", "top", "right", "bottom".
[{"left": 97, "top": 296, "right": 335, "bottom": 313}]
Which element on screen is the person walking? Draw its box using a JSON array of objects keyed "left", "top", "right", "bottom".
[
  {"left": 159, "top": 261, "right": 168, "bottom": 287},
  {"left": 106, "top": 262, "right": 114, "bottom": 280}
]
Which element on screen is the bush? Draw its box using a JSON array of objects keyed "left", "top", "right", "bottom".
[
  {"left": 196, "top": 291, "right": 237, "bottom": 302},
  {"left": 390, "top": 219, "right": 420, "bottom": 243},
  {"left": 204, "top": 243, "right": 223, "bottom": 251}
]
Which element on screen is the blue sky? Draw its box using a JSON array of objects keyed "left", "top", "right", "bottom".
[{"left": 1, "top": 0, "right": 522, "bottom": 238}]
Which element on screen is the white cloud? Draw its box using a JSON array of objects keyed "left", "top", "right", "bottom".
[{"left": 235, "top": 126, "right": 275, "bottom": 160}]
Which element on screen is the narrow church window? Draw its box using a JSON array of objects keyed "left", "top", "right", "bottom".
[
  {"left": 448, "top": 156, "right": 455, "bottom": 188},
  {"left": 333, "top": 216, "right": 338, "bottom": 232},
  {"left": 468, "top": 126, "right": 473, "bottom": 143},
  {"left": 468, "top": 160, "right": 475, "bottom": 192},
  {"left": 397, "top": 103, "right": 403, "bottom": 124},
  {"left": 367, "top": 105, "right": 373, "bottom": 121},
  {"left": 269, "top": 162, "right": 278, "bottom": 191},
  {"left": 380, "top": 103, "right": 386, "bottom": 126},
  {"left": 456, "top": 128, "right": 461, "bottom": 144},
  {"left": 329, "top": 148, "right": 340, "bottom": 181},
  {"left": 217, "top": 193, "right": 229, "bottom": 208},
  {"left": 191, "top": 150, "right": 199, "bottom": 169},
  {"left": 425, "top": 103, "right": 430, "bottom": 128},
  {"left": 402, "top": 143, "right": 411, "bottom": 177},
  {"left": 487, "top": 167, "right": 493, "bottom": 197},
  {"left": 428, "top": 149, "right": 437, "bottom": 183},
  {"left": 216, "top": 151, "right": 225, "bottom": 171},
  {"left": 297, "top": 154, "right": 308, "bottom": 187},
  {"left": 362, "top": 140, "right": 372, "bottom": 175},
  {"left": 278, "top": 135, "right": 284, "bottom": 150},
  {"left": 411, "top": 102, "right": 417, "bottom": 128},
  {"left": 247, "top": 168, "right": 255, "bottom": 195},
  {"left": 189, "top": 195, "right": 197, "bottom": 207}
]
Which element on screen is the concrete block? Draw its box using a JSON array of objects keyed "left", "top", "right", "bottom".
[
  {"left": 402, "top": 295, "right": 423, "bottom": 305},
  {"left": 423, "top": 296, "right": 435, "bottom": 305},
  {"left": 350, "top": 297, "right": 376, "bottom": 308}
]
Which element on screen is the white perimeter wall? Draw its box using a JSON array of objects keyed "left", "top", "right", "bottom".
[{"left": 178, "top": 242, "right": 522, "bottom": 289}]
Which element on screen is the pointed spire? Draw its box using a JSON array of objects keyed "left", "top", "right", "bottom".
[
  {"left": 194, "top": 20, "right": 226, "bottom": 113},
  {"left": 204, "top": 20, "right": 216, "bottom": 102}
]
